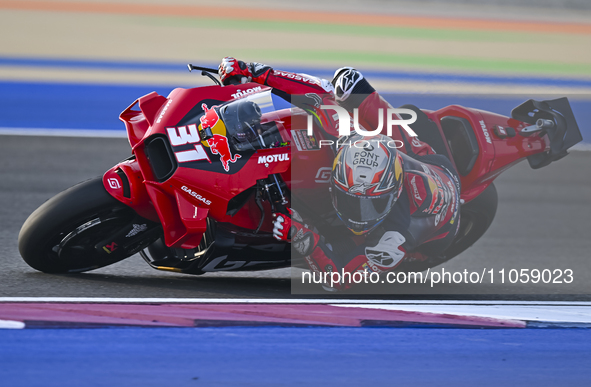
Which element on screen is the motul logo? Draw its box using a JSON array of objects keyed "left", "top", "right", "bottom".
[
  {"left": 479, "top": 120, "right": 493, "bottom": 144},
  {"left": 258, "top": 153, "right": 290, "bottom": 164}
]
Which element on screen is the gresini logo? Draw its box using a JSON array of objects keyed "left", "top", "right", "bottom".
[
  {"left": 258, "top": 153, "right": 290, "bottom": 164},
  {"left": 315, "top": 167, "right": 332, "bottom": 183},
  {"left": 107, "top": 178, "right": 121, "bottom": 189},
  {"left": 308, "top": 106, "right": 418, "bottom": 138}
]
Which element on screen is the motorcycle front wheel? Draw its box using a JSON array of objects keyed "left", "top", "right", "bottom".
[{"left": 18, "top": 177, "right": 138, "bottom": 273}]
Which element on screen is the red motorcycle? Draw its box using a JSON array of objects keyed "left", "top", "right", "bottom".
[{"left": 18, "top": 65, "right": 582, "bottom": 275}]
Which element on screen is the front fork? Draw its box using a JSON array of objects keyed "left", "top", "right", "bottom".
[
  {"left": 99, "top": 156, "right": 163, "bottom": 260},
  {"left": 103, "top": 156, "right": 160, "bottom": 222},
  {"left": 254, "top": 173, "right": 290, "bottom": 233}
]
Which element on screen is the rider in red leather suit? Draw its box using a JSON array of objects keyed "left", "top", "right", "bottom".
[{"left": 219, "top": 57, "right": 461, "bottom": 291}]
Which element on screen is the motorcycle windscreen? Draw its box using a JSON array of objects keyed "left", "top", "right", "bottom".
[{"left": 219, "top": 92, "right": 289, "bottom": 152}]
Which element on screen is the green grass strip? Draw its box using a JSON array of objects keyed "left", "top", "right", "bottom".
[{"left": 140, "top": 16, "right": 551, "bottom": 43}]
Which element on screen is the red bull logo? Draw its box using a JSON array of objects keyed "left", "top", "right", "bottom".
[
  {"left": 207, "top": 134, "right": 241, "bottom": 172},
  {"left": 199, "top": 103, "right": 241, "bottom": 172},
  {"left": 200, "top": 103, "right": 221, "bottom": 129}
]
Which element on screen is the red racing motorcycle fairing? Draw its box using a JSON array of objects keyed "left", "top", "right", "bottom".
[{"left": 103, "top": 82, "right": 581, "bottom": 272}]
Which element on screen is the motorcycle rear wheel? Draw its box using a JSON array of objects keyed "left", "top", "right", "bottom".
[
  {"left": 399, "top": 182, "right": 498, "bottom": 272},
  {"left": 18, "top": 177, "right": 136, "bottom": 273},
  {"left": 443, "top": 182, "right": 498, "bottom": 260}
]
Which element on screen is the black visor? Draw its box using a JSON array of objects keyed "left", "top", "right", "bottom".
[{"left": 332, "top": 185, "right": 396, "bottom": 233}]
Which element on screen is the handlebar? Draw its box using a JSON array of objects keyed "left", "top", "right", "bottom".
[
  {"left": 187, "top": 64, "right": 218, "bottom": 73},
  {"left": 187, "top": 63, "right": 242, "bottom": 86}
]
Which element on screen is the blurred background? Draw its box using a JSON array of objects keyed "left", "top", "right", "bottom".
[
  {"left": 0, "top": 0, "right": 590, "bottom": 297},
  {"left": 0, "top": 0, "right": 590, "bottom": 139}
]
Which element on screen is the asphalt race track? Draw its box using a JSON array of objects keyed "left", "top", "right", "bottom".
[{"left": 1, "top": 135, "right": 589, "bottom": 299}]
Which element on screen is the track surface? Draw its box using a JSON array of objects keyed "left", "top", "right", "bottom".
[
  {"left": 2, "top": 327, "right": 591, "bottom": 387},
  {"left": 1, "top": 135, "right": 589, "bottom": 299}
]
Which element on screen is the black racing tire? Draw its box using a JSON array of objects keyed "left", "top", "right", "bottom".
[
  {"left": 443, "top": 182, "right": 498, "bottom": 260},
  {"left": 398, "top": 183, "right": 498, "bottom": 273},
  {"left": 18, "top": 177, "right": 136, "bottom": 273}
]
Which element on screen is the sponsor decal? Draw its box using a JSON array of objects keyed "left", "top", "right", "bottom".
[
  {"left": 365, "top": 251, "right": 395, "bottom": 268},
  {"left": 305, "top": 256, "right": 321, "bottom": 274},
  {"left": 200, "top": 103, "right": 221, "bottom": 129},
  {"left": 362, "top": 261, "right": 383, "bottom": 274},
  {"left": 181, "top": 185, "right": 212, "bottom": 206},
  {"left": 102, "top": 242, "right": 118, "bottom": 254},
  {"left": 257, "top": 153, "right": 290, "bottom": 164},
  {"left": 201, "top": 256, "right": 269, "bottom": 271},
  {"left": 294, "top": 228, "right": 305, "bottom": 241},
  {"left": 314, "top": 167, "right": 332, "bottom": 183},
  {"left": 231, "top": 86, "right": 262, "bottom": 99},
  {"left": 291, "top": 131, "right": 304, "bottom": 151},
  {"left": 291, "top": 129, "right": 319, "bottom": 151},
  {"left": 252, "top": 62, "right": 267, "bottom": 73},
  {"left": 349, "top": 182, "right": 378, "bottom": 194},
  {"left": 207, "top": 134, "right": 241, "bottom": 172},
  {"left": 423, "top": 176, "right": 440, "bottom": 214},
  {"left": 197, "top": 103, "right": 241, "bottom": 172},
  {"left": 409, "top": 174, "right": 426, "bottom": 208},
  {"left": 293, "top": 229, "right": 314, "bottom": 256},
  {"left": 352, "top": 150, "right": 380, "bottom": 167},
  {"left": 479, "top": 120, "right": 493, "bottom": 144},
  {"left": 156, "top": 99, "right": 173, "bottom": 124},
  {"left": 320, "top": 79, "right": 335, "bottom": 93},
  {"left": 107, "top": 178, "right": 121, "bottom": 189},
  {"left": 411, "top": 137, "right": 423, "bottom": 148},
  {"left": 274, "top": 70, "right": 320, "bottom": 86},
  {"left": 447, "top": 180, "right": 459, "bottom": 225},
  {"left": 411, "top": 175, "right": 421, "bottom": 202},
  {"left": 434, "top": 212, "right": 442, "bottom": 226},
  {"left": 420, "top": 168, "right": 451, "bottom": 218},
  {"left": 126, "top": 224, "right": 148, "bottom": 238},
  {"left": 335, "top": 68, "right": 362, "bottom": 96}
]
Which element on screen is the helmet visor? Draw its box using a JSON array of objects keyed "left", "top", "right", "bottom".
[{"left": 332, "top": 186, "right": 396, "bottom": 231}]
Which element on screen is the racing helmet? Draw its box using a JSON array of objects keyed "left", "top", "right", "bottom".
[{"left": 330, "top": 134, "right": 404, "bottom": 235}]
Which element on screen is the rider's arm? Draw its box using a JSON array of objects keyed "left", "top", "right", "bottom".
[
  {"left": 273, "top": 210, "right": 413, "bottom": 291},
  {"left": 219, "top": 57, "right": 341, "bottom": 137},
  {"left": 219, "top": 57, "right": 334, "bottom": 98}
]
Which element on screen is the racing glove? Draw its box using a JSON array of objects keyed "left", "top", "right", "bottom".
[
  {"left": 272, "top": 209, "right": 344, "bottom": 291},
  {"left": 272, "top": 209, "right": 319, "bottom": 256},
  {"left": 218, "top": 57, "right": 272, "bottom": 86}
]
